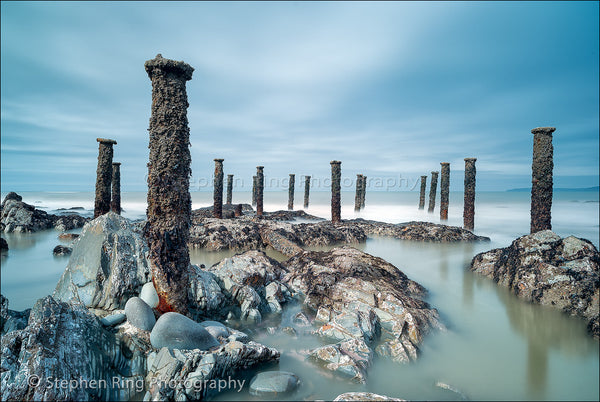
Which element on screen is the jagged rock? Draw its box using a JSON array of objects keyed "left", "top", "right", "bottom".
[
  {"left": 0, "top": 294, "right": 30, "bottom": 336},
  {"left": 144, "top": 341, "right": 280, "bottom": 401},
  {"left": 140, "top": 282, "right": 159, "bottom": 308},
  {"left": 334, "top": 392, "right": 406, "bottom": 401},
  {"left": 58, "top": 233, "right": 79, "bottom": 241},
  {"left": 260, "top": 226, "right": 305, "bottom": 257},
  {"left": 293, "top": 311, "right": 311, "bottom": 327},
  {"left": 189, "top": 217, "right": 264, "bottom": 250},
  {"left": 52, "top": 245, "right": 72, "bottom": 256},
  {"left": 125, "top": 297, "right": 156, "bottom": 331},
  {"left": 0, "top": 296, "right": 146, "bottom": 401},
  {"left": 471, "top": 230, "right": 599, "bottom": 338},
  {"left": 188, "top": 264, "right": 228, "bottom": 319},
  {"left": 53, "top": 212, "right": 151, "bottom": 311},
  {"left": 1, "top": 192, "right": 88, "bottom": 233},
  {"left": 0, "top": 237, "right": 8, "bottom": 251},
  {"left": 249, "top": 371, "right": 300, "bottom": 397},
  {"left": 348, "top": 219, "right": 490, "bottom": 242},
  {"left": 150, "top": 312, "right": 220, "bottom": 351},
  {"left": 283, "top": 246, "right": 443, "bottom": 381}
]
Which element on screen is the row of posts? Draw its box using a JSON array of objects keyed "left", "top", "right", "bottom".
[{"left": 91, "top": 54, "right": 558, "bottom": 317}]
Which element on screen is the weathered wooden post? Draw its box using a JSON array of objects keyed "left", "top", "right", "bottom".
[
  {"left": 252, "top": 175, "right": 257, "bottom": 206},
  {"left": 256, "top": 166, "right": 264, "bottom": 216},
  {"left": 331, "top": 161, "right": 341, "bottom": 223},
  {"left": 418, "top": 175, "right": 427, "bottom": 210},
  {"left": 226, "top": 174, "right": 233, "bottom": 205},
  {"left": 360, "top": 175, "right": 367, "bottom": 209},
  {"left": 110, "top": 162, "right": 121, "bottom": 215},
  {"left": 428, "top": 171, "right": 439, "bottom": 213},
  {"left": 94, "top": 138, "right": 117, "bottom": 218},
  {"left": 303, "top": 176, "right": 311, "bottom": 209},
  {"left": 463, "top": 158, "right": 477, "bottom": 230},
  {"left": 288, "top": 174, "right": 295, "bottom": 210},
  {"left": 144, "top": 54, "right": 193, "bottom": 315},
  {"left": 235, "top": 204, "right": 243, "bottom": 217},
  {"left": 213, "top": 159, "right": 224, "bottom": 218},
  {"left": 440, "top": 162, "right": 450, "bottom": 221},
  {"left": 354, "top": 174, "right": 363, "bottom": 211},
  {"left": 530, "top": 127, "right": 556, "bottom": 233}
]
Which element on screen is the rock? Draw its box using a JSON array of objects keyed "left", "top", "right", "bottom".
[
  {"left": 293, "top": 311, "right": 311, "bottom": 327},
  {"left": 471, "top": 230, "right": 599, "bottom": 338},
  {"left": 282, "top": 326, "right": 297, "bottom": 337},
  {"left": 53, "top": 245, "right": 72, "bottom": 256},
  {"left": 283, "top": 246, "right": 443, "bottom": 380},
  {"left": 188, "top": 264, "right": 228, "bottom": 319},
  {"left": 260, "top": 226, "right": 305, "bottom": 257},
  {"left": 200, "top": 320, "right": 229, "bottom": 339},
  {"left": 192, "top": 203, "right": 254, "bottom": 219},
  {"left": 334, "top": 392, "right": 406, "bottom": 401},
  {"left": 0, "top": 296, "right": 147, "bottom": 401},
  {"left": 58, "top": 233, "right": 80, "bottom": 241},
  {"left": 0, "top": 237, "right": 8, "bottom": 251},
  {"left": 124, "top": 297, "right": 156, "bottom": 331},
  {"left": 150, "top": 312, "right": 220, "bottom": 351},
  {"left": 1, "top": 192, "right": 88, "bottom": 233},
  {"left": 53, "top": 212, "right": 151, "bottom": 311},
  {"left": 435, "top": 381, "right": 469, "bottom": 400},
  {"left": 249, "top": 371, "right": 300, "bottom": 397},
  {"left": 140, "top": 282, "right": 159, "bottom": 308},
  {"left": 100, "top": 312, "right": 126, "bottom": 327},
  {"left": 0, "top": 294, "right": 30, "bottom": 336},
  {"left": 145, "top": 341, "right": 279, "bottom": 401},
  {"left": 261, "top": 210, "right": 325, "bottom": 221},
  {"left": 348, "top": 219, "right": 490, "bottom": 242}
]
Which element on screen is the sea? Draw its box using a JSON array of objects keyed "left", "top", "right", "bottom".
[{"left": 1, "top": 190, "right": 598, "bottom": 401}]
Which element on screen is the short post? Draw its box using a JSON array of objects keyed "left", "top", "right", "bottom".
[
  {"left": 288, "top": 174, "right": 295, "bottom": 210},
  {"left": 418, "top": 175, "right": 427, "bottom": 210},
  {"left": 463, "top": 158, "right": 477, "bottom": 230},
  {"left": 354, "top": 174, "right": 363, "bottom": 211},
  {"left": 213, "top": 159, "right": 224, "bottom": 219},
  {"left": 110, "top": 162, "right": 121, "bottom": 215},
  {"left": 226, "top": 174, "right": 233, "bottom": 205},
  {"left": 440, "top": 162, "right": 450, "bottom": 220},
  {"left": 256, "top": 166, "right": 264, "bottom": 216},
  {"left": 94, "top": 138, "right": 117, "bottom": 219},
  {"left": 428, "top": 171, "right": 439, "bottom": 213},
  {"left": 530, "top": 127, "right": 556, "bottom": 233},
  {"left": 251, "top": 175, "right": 257, "bottom": 206},
  {"left": 330, "top": 161, "right": 341, "bottom": 223},
  {"left": 303, "top": 176, "right": 311, "bottom": 209}
]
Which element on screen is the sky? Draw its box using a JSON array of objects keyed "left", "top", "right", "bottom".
[{"left": 1, "top": 1, "right": 598, "bottom": 193}]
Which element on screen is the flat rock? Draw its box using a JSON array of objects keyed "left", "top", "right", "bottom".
[
  {"left": 100, "top": 312, "right": 127, "bottom": 327},
  {"left": 471, "top": 230, "right": 599, "bottom": 338},
  {"left": 125, "top": 297, "right": 156, "bottom": 331},
  {"left": 58, "top": 233, "right": 79, "bottom": 241},
  {"left": 150, "top": 312, "right": 220, "bottom": 351},
  {"left": 140, "top": 282, "right": 159, "bottom": 308},
  {"left": 348, "top": 219, "right": 490, "bottom": 242},
  {"left": 249, "top": 371, "right": 300, "bottom": 397}
]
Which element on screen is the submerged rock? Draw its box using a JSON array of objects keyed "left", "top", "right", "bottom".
[
  {"left": 249, "top": 371, "right": 300, "bottom": 397},
  {"left": 471, "top": 230, "right": 599, "bottom": 338},
  {"left": 1, "top": 192, "right": 87, "bottom": 233},
  {"left": 53, "top": 212, "right": 151, "bottom": 311},
  {"left": 58, "top": 233, "right": 79, "bottom": 241},
  {"left": 334, "top": 392, "right": 406, "bottom": 401},
  {"left": 52, "top": 245, "right": 72, "bottom": 256},
  {"left": 150, "top": 312, "right": 220, "bottom": 351},
  {"left": 0, "top": 237, "right": 8, "bottom": 251},
  {"left": 348, "top": 219, "right": 490, "bottom": 242},
  {"left": 124, "top": 297, "right": 156, "bottom": 331}
]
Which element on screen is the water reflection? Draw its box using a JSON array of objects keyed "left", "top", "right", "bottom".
[{"left": 461, "top": 243, "right": 475, "bottom": 308}]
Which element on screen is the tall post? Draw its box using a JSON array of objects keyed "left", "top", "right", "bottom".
[
  {"left": 354, "top": 174, "right": 363, "bottom": 211},
  {"left": 252, "top": 175, "right": 257, "bottom": 206},
  {"left": 288, "top": 174, "right": 295, "bottom": 210},
  {"left": 213, "top": 159, "right": 224, "bottom": 218},
  {"left": 226, "top": 174, "right": 233, "bottom": 205},
  {"left": 360, "top": 175, "right": 367, "bottom": 209},
  {"left": 463, "top": 158, "right": 477, "bottom": 230},
  {"left": 440, "top": 162, "right": 450, "bottom": 221},
  {"left": 530, "top": 127, "right": 556, "bottom": 233},
  {"left": 110, "top": 162, "right": 121, "bottom": 215},
  {"left": 428, "top": 171, "right": 439, "bottom": 213},
  {"left": 330, "top": 161, "right": 341, "bottom": 223},
  {"left": 94, "top": 138, "right": 117, "bottom": 219},
  {"left": 145, "top": 54, "right": 193, "bottom": 315},
  {"left": 303, "top": 176, "right": 311, "bottom": 209},
  {"left": 256, "top": 166, "right": 264, "bottom": 216},
  {"left": 418, "top": 175, "right": 427, "bottom": 210}
]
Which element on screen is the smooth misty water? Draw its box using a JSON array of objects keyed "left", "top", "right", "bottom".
[{"left": 0, "top": 190, "right": 598, "bottom": 400}]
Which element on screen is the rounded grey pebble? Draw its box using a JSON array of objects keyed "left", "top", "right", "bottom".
[
  {"left": 150, "top": 312, "right": 220, "bottom": 351},
  {"left": 100, "top": 313, "right": 126, "bottom": 327},
  {"left": 140, "top": 282, "right": 159, "bottom": 308},
  {"left": 124, "top": 297, "right": 156, "bottom": 331},
  {"left": 249, "top": 371, "right": 300, "bottom": 397}
]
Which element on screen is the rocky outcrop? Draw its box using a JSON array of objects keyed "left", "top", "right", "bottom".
[
  {"left": 283, "top": 246, "right": 443, "bottom": 382},
  {"left": 1, "top": 192, "right": 88, "bottom": 233},
  {"left": 470, "top": 230, "right": 599, "bottom": 338},
  {"left": 1, "top": 294, "right": 30, "bottom": 336},
  {"left": 192, "top": 204, "right": 254, "bottom": 219},
  {"left": 53, "top": 212, "right": 151, "bottom": 311},
  {"left": 0, "top": 296, "right": 147, "bottom": 401},
  {"left": 348, "top": 219, "right": 489, "bottom": 242}
]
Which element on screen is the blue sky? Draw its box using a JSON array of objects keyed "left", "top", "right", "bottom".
[{"left": 1, "top": 1, "right": 598, "bottom": 192}]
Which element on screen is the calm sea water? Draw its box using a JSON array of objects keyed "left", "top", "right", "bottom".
[{"left": 1, "top": 190, "right": 598, "bottom": 400}]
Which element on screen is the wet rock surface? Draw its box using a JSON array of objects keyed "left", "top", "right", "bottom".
[
  {"left": 471, "top": 230, "right": 599, "bottom": 338},
  {"left": 334, "top": 392, "right": 406, "bottom": 401},
  {"left": 0, "top": 294, "right": 30, "bottom": 336},
  {"left": 282, "top": 246, "right": 444, "bottom": 382},
  {"left": 125, "top": 297, "right": 156, "bottom": 331},
  {"left": 1, "top": 192, "right": 88, "bottom": 233},
  {"left": 52, "top": 245, "right": 72, "bottom": 256},
  {"left": 249, "top": 370, "right": 300, "bottom": 397},
  {"left": 348, "top": 219, "right": 490, "bottom": 242},
  {"left": 150, "top": 312, "right": 220, "bottom": 350}
]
